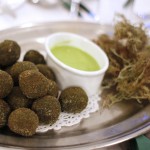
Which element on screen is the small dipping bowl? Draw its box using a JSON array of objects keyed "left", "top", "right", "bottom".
[{"left": 45, "top": 32, "right": 109, "bottom": 96}]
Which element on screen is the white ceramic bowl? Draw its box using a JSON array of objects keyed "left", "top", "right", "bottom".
[{"left": 45, "top": 32, "right": 109, "bottom": 96}]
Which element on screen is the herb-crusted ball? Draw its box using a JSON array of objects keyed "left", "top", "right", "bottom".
[
  {"left": 19, "top": 70, "right": 49, "bottom": 99},
  {"left": 7, "top": 87, "right": 33, "bottom": 110},
  {"left": 10, "top": 61, "right": 38, "bottom": 84},
  {"left": 0, "top": 99, "right": 10, "bottom": 128},
  {"left": 8, "top": 108, "right": 39, "bottom": 136},
  {"left": 24, "top": 50, "right": 46, "bottom": 65},
  {"left": 47, "top": 80, "right": 59, "bottom": 98},
  {"left": 36, "top": 64, "right": 56, "bottom": 81},
  {"left": 0, "top": 40, "right": 20, "bottom": 67},
  {"left": 0, "top": 70, "right": 13, "bottom": 98},
  {"left": 32, "top": 95, "right": 61, "bottom": 125},
  {"left": 59, "top": 87, "right": 88, "bottom": 113}
]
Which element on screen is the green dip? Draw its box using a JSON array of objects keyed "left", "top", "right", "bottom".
[{"left": 51, "top": 45, "right": 100, "bottom": 71}]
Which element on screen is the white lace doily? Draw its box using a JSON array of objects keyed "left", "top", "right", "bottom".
[{"left": 36, "top": 92, "right": 101, "bottom": 132}]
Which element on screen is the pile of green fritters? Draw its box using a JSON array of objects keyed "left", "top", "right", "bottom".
[{"left": 0, "top": 40, "right": 88, "bottom": 137}]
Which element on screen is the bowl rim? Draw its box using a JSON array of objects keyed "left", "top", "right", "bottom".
[{"left": 45, "top": 32, "right": 109, "bottom": 76}]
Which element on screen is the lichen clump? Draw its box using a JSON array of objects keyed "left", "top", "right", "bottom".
[{"left": 94, "top": 16, "right": 150, "bottom": 107}]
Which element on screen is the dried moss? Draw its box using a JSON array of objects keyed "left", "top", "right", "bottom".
[{"left": 95, "top": 16, "right": 150, "bottom": 107}]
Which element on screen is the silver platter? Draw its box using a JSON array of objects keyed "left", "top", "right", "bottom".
[{"left": 0, "top": 21, "right": 150, "bottom": 149}]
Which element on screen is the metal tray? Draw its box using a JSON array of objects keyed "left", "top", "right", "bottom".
[{"left": 0, "top": 21, "right": 150, "bottom": 149}]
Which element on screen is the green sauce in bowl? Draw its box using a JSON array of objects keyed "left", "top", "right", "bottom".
[{"left": 51, "top": 45, "right": 100, "bottom": 71}]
